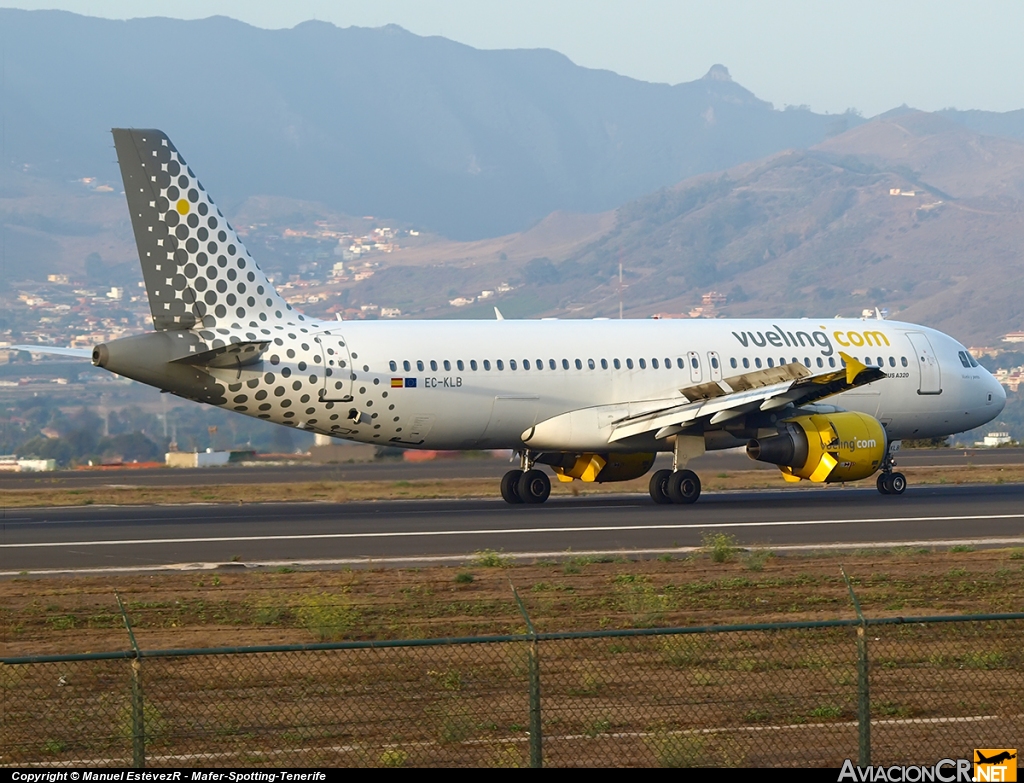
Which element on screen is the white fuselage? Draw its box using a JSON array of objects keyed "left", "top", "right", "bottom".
[{"left": 204, "top": 316, "right": 1005, "bottom": 451}]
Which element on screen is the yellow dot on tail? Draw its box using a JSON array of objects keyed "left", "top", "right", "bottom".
[{"left": 176, "top": 199, "right": 189, "bottom": 215}]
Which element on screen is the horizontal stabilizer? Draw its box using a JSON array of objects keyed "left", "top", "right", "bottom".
[
  {"left": 10, "top": 345, "right": 93, "bottom": 359},
  {"left": 172, "top": 340, "right": 269, "bottom": 369}
]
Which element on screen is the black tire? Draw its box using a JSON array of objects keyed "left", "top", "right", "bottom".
[
  {"left": 649, "top": 469, "right": 672, "bottom": 504},
  {"left": 500, "top": 469, "right": 524, "bottom": 504},
  {"left": 889, "top": 472, "right": 907, "bottom": 495},
  {"left": 877, "top": 474, "right": 891, "bottom": 495},
  {"left": 667, "top": 469, "right": 701, "bottom": 504},
  {"left": 518, "top": 469, "right": 551, "bottom": 504}
]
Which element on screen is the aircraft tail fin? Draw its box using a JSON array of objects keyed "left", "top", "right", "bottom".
[{"left": 112, "top": 129, "right": 298, "bottom": 332}]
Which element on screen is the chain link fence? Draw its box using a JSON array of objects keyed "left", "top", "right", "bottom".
[{"left": 4, "top": 614, "right": 1023, "bottom": 767}]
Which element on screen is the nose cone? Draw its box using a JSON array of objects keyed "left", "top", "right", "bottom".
[{"left": 990, "top": 374, "right": 1007, "bottom": 416}]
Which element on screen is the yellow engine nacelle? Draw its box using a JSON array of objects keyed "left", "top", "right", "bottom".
[
  {"left": 550, "top": 452, "right": 656, "bottom": 483},
  {"left": 746, "top": 412, "right": 886, "bottom": 483}
]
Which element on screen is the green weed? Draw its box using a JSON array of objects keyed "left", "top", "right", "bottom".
[
  {"left": 702, "top": 532, "right": 738, "bottom": 563},
  {"left": 379, "top": 749, "right": 407, "bottom": 767},
  {"left": 472, "top": 549, "right": 512, "bottom": 568},
  {"left": 295, "top": 593, "right": 359, "bottom": 641}
]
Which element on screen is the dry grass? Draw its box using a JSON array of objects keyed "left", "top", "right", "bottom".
[
  {"left": 3, "top": 549, "right": 1024, "bottom": 767},
  {"left": 4, "top": 547, "right": 1024, "bottom": 656}
]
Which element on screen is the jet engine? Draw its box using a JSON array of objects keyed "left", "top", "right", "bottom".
[
  {"left": 540, "top": 452, "right": 656, "bottom": 483},
  {"left": 746, "top": 412, "right": 886, "bottom": 483}
]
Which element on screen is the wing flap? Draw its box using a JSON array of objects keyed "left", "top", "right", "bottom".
[{"left": 609, "top": 352, "right": 885, "bottom": 442}]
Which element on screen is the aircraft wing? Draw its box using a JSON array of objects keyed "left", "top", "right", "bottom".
[
  {"left": 9, "top": 345, "right": 93, "bottom": 359},
  {"left": 607, "top": 352, "right": 885, "bottom": 443}
]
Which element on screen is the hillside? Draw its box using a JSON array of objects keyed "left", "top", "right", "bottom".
[{"left": 527, "top": 111, "right": 1024, "bottom": 345}]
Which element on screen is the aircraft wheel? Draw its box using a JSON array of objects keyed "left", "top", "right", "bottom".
[
  {"left": 518, "top": 469, "right": 551, "bottom": 504},
  {"left": 667, "top": 469, "right": 701, "bottom": 504},
  {"left": 877, "top": 474, "right": 891, "bottom": 495},
  {"left": 889, "top": 472, "right": 907, "bottom": 495},
  {"left": 501, "top": 469, "right": 524, "bottom": 504},
  {"left": 649, "top": 469, "right": 672, "bottom": 504}
]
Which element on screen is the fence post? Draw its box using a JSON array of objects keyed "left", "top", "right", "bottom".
[
  {"left": 116, "top": 592, "right": 145, "bottom": 769},
  {"left": 841, "top": 568, "right": 870, "bottom": 767},
  {"left": 510, "top": 581, "right": 542, "bottom": 768}
]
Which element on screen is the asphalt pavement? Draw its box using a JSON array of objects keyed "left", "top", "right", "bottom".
[{"left": 4, "top": 482, "right": 1023, "bottom": 573}]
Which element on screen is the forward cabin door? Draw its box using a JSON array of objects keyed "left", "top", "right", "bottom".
[
  {"left": 314, "top": 329, "right": 353, "bottom": 402},
  {"left": 906, "top": 332, "right": 942, "bottom": 395}
]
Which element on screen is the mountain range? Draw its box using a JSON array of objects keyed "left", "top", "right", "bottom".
[
  {"left": 2, "top": 10, "right": 1024, "bottom": 346},
  {"left": 0, "top": 9, "right": 861, "bottom": 239}
]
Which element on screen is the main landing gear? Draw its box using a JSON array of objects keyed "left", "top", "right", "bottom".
[
  {"left": 648, "top": 434, "right": 705, "bottom": 505},
  {"left": 876, "top": 447, "right": 906, "bottom": 496},
  {"left": 648, "top": 469, "right": 701, "bottom": 504},
  {"left": 501, "top": 452, "right": 551, "bottom": 505}
]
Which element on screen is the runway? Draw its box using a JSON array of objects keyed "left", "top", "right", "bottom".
[
  {"left": 3, "top": 483, "right": 1024, "bottom": 574},
  {"left": 1, "top": 447, "right": 1020, "bottom": 490}
]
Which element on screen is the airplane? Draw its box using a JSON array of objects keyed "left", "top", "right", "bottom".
[
  {"left": 976, "top": 751, "right": 1016, "bottom": 765},
  {"left": 16, "top": 129, "right": 1007, "bottom": 505}
]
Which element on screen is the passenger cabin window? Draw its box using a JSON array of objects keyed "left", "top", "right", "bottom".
[
  {"left": 483, "top": 360, "right": 491, "bottom": 370},
  {"left": 664, "top": 358, "right": 671, "bottom": 369},
  {"left": 575, "top": 359, "right": 582, "bottom": 370},
  {"left": 691, "top": 357, "right": 698, "bottom": 369},
  {"left": 677, "top": 358, "right": 684, "bottom": 369},
  {"left": 588, "top": 359, "right": 596, "bottom": 369},
  {"left": 403, "top": 360, "right": 411, "bottom": 372},
  {"left": 430, "top": 360, "right": 438, "bottom": 371},
  {"left": 613, "top": 359, "right": 621, "bottom": 369},
  {"left": 829, "top": 357, "right": 836, "bottom": 368},
  {"left": 639, "top": 358, "right": 647, "bottom": 369},
  {"left": 742, "top": 358, "right": 750, "bottom": 369},
  {"left": 496, "top": 360, "right": 504, "bottom": 370},
  {"left": 816, "top": 358, "right": 824, "bottom": 368},
  {"left": 711, "top": 357, "right": 720, "bottom": 370},
  {"left": 523, "top": 360, "right": 530, "bottom": 370},
  {"left": 804, "top": 358, "right": 811, "bottom": 367},
  {"left": 470, "top": 360, "right": 477, "bottom": 370},
  {"left": 901, "top": 357, "right": 908, "bottom": 367},
  {"left": 549, "top": 359, "right": 556, "bottom": 370},
  {"left": 457, "top": 360, "right": 465, "bottom": 371},
  {"left": 889, "top": 357, "right": 896, "bottom": 367},
  {"left": 443, "top": 360, "right": 451, "bottom": 371},
  {"left": 601, "top": 359, "right": 608, "bottom": 369},
  {"left": 417, "top": 360, "right": 424, "bottom": 371},
  {"left": 509, "top": 360, "right": 517, "bottom": 370},
  {"left": 562, "top": 359, "right": 570, "bottom": 370},
  {"left": 652, "top": 358, "right": 659, "bottom": 369},
  {"left": 626, "top": 359, "right": 634, "bottom": 369},
  {"left": 767, "top": 358, "right": 774, "bottom": 368},
  {"left": 730, "top": 358, "right": 738, "bottom": 369},
  {"left": 389, "top": 361, "right": 397, "bottom": 372},
  {"left": 755, "top": 358, "right": 762, "bottom": 368}
]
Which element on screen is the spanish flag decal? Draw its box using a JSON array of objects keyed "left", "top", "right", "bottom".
[{"left": 391, "top": 378, "right": 403, "bottom": 388}]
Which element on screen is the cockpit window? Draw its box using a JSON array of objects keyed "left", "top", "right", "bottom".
[{"left": 958, "top": 351, "right": 971, "bottom": 368}]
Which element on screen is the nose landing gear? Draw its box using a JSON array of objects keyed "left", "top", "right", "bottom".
[{"left": 876, "top": 447, "right": 907, "bottom": 495}]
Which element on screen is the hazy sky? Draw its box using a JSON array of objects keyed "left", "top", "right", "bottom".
[{"left": 6, "top": 1, "right": 1024, "bottom": 117}]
